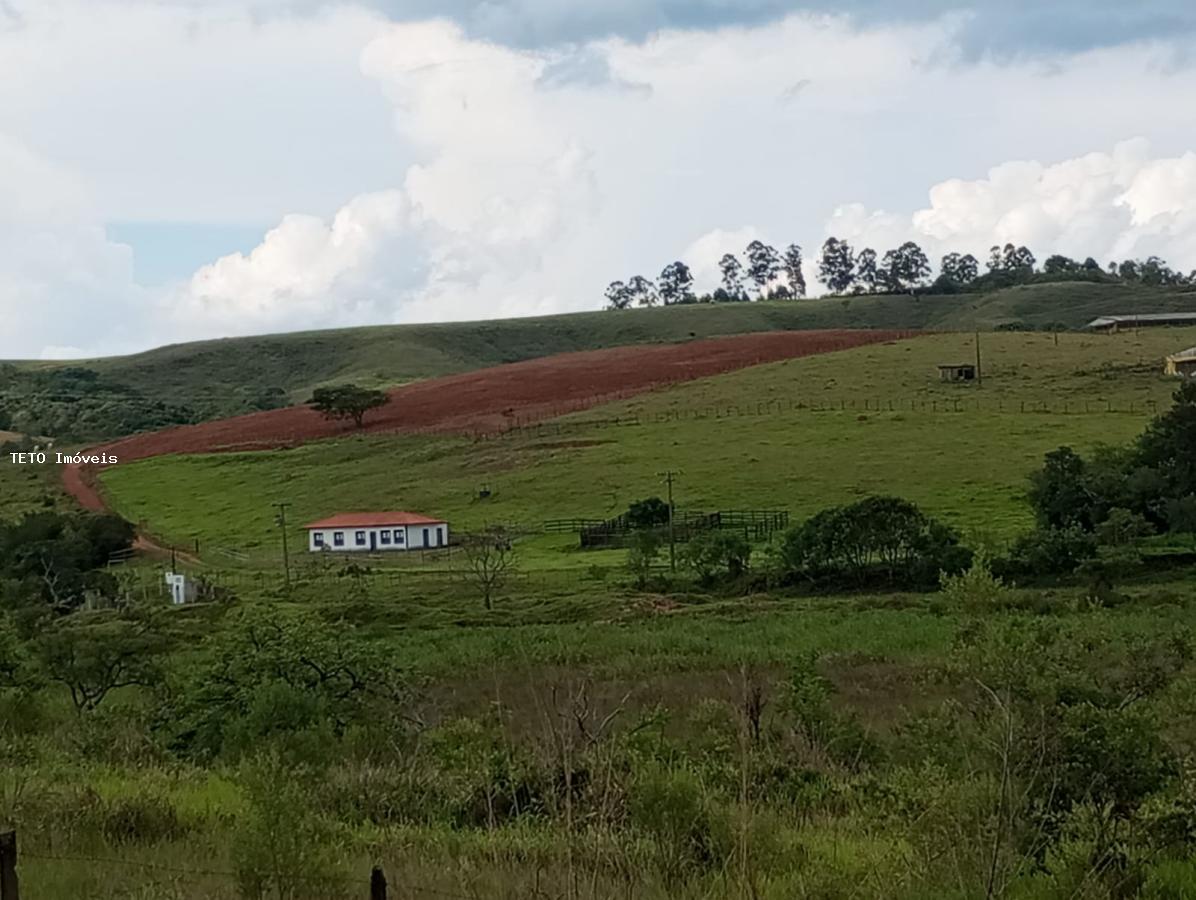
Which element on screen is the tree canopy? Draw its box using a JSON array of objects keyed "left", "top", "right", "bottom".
[{"left": 307, "top": 384, "right": 388, "bottom": 428}]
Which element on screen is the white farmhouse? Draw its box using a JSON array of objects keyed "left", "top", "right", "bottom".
[{"left": 304, "top": 512, "right": 449, "bottom": 553}]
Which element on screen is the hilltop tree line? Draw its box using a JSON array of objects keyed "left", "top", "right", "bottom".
[
  {"left": 605, "top": 241, "right": 808, "bottom": 309},
  {"left": 605, "top": 237, "right": 1196, "bottom": 309}
]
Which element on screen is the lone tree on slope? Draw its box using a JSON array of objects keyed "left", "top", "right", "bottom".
[
  {"left": 308, "top": 384, "right": 389, "bottom": 428},
  {"left": 458, "top": 526, "right": 519, "bottom": 610}
]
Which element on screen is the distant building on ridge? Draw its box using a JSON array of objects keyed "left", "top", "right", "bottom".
[{"left": 1086, "top": 313, "right": 1196, "bottom": 333}]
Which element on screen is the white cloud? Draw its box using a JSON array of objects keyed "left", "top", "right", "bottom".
[
  {"left": 0, "top": 0, "right": 397, "bottom": 225},
  {"left": 0, "top": 133, "right": 150, "bottom": 358},
  {"left": 38, "top": 345, "right": 91, "bottom": 361},
  {"left": 682, "top": 227, "right": 765, "bottom": 292},
  {"left": 828, "top": 139, "right": 1196, "bottom": 275},
  {"left": 177, "top": 190, "right": 410, "bottom": 332},
  {"left": 6, "top": 6, "right": 1196, "bottom": 357}
]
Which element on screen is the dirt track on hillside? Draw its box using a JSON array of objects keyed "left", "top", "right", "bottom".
[{"left": 62, "top": 329, "right": 917, "bottom": 512}]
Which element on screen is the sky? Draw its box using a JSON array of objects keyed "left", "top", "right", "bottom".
[{"left": 3, "top": 0, "right": 1196, "bottom": 359}]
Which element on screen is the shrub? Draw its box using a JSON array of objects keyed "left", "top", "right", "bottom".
[
  {"left": 232, "top": 753, "right": 346, "bottom": 900},
  {"left": 996, "top": 526, "right": 1096, "bottom": 579},
  {"left": 165, "top": 606, "right": 409, "bottom": 761},
  {"left": 98, "top": 791, "right": 186, "bottom": 845},
  {"left": 1051, "top": 703, "right": 1176, "bottom": 817},
  {"left": 778, "top": 496, "right": 970, "bottom": 589},
  {"left": 1029, "top": 446, "right": 1100, "bottom": 530},
  {"left": 627, "top": 497, "right": 670, "bottom": 530},
  {"left": 627, "top": 529, "right": 663, "bottom": 589},
  {"left": 629, "top": 764, "right": 723, "bottom": 882},
  {"left": 784, "top": 657, "right": 879, "bottom": 770},
  {"left": 683, "top": 530, "right": 751, "bottom": 585},
  {"left": 1096, "top": 507, "right": 1154, "bottom": 547},
  {"left": 939, "top": 549, "right": 1009, "bottom": 609}
]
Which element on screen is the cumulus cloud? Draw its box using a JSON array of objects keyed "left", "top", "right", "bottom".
[
  {"left": 184, "top": 16, "right": 1196, "bottom": 330},
  {"left": 0, "top": 134, "right": 148, "bottom": 358},
  {"left": 682, "top": 227, "right": 767, "bottom": 292},
  {"left": 177, "top": 191, "right": 411, "bottom": 333},
  {"left": 826, "top": 139, "right": 1196, "bottom": 275},
  {"left": 0, "top": 0, "right": 397, "bottom": 225},
  {"left": 7, "top": 4, "right": 1196, "bottom": 357}
]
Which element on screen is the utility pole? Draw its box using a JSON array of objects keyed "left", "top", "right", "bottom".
[
  {"left": 273, "top": 502, "right": 292, "bottom": 592},
  {"left": 658, "top": 471, "right": 679, "bottom": 572},
  {"left": 975, "top": 328, "right": 983, "bottom": 388}
]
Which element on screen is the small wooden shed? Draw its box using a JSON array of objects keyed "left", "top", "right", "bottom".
[{"left": 937, "top": 364, "right": 976, "bottom": 383}]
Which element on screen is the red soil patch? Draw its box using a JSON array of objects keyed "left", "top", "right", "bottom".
[{"left": 63, "top": 329, "right": 916, "bottom": 511}]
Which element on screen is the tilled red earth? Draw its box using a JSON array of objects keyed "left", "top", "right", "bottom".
[{"left": 64, "top": 329, "right": 917, "bottom": 511}]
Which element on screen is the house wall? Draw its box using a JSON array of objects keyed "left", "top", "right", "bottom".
[
  {"left": 307, "top": 523, "right": 449, "bottom": 552},
  {"left": 407, "top": 523, "right": 449, "bottom": 549}
]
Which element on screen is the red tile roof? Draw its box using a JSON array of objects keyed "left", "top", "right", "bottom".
[{"left": 304, "top": 512, "right": 446, "bottom": 529}]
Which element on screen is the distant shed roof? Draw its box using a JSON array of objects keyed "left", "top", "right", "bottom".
[
  {"left": 305, "top": 512, "right": 445, "bottom": 529},
  {"left": 1086, "top": 313, "right": 1196, "bottom": 330}
]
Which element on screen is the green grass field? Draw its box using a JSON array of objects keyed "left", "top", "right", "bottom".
[
  {"left": 16, "top": 322, "right": 1196, "bottom": 900},
  {"left": 11, "top": 281, "right": 1196, "bottom": 415},
  {"left": 98, "top": 327, "right": 1196, "bottom": 567},
  {"left": 0, "top": 453, "right": 66, "bottom": 519}
]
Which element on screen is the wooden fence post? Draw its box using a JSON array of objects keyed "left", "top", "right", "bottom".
[
  {"left": 369, "top": 865, "right": 387, "bottom": 900},
  {"left": 0, "top": 830, "right": 19, "bottom": 900}
]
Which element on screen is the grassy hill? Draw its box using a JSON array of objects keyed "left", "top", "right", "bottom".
[
  {"left": 20, "top": 308, "right": 1196, "bottom": 900},
  {"left": 99, "top": 326, "right": 1196, "bottom": 567},
  {"left": 13, "top": 281, "right": 1196, "bottom": 419}
]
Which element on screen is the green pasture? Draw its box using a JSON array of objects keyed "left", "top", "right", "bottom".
[
  {"left": 98, "top": 328, "right": 1196, "bottom": 567},
  {"left": 0, "top": 453, "right": 66, "bottom": 520},
  {"left": 11, "top": 280, "right": 1196, "bottom": 412}
]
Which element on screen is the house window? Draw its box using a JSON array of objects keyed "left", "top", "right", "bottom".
[
  {"left": 313, "top": 532, "right": 325, "bottom": 547},
  {"left": 394, "top": 529, "right": 405, "bottom": 543},
  {"left": 355, "top": 531, "right": 366, "bottom": 546},
  {"left": 333, "top": 532, "right": 344, "bottom": 547},
  {"left": 380, "top": 530, "right": 391, "bottom": 545}
]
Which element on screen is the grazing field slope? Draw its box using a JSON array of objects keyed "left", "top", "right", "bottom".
[
  {"left": 98, "top": 327, "right": 1196, "bottom": 559},
  {"left": 81, "top": 330, "right": 911, "bottom": 464},
  {"left": 12, "top": 280, "right": 1196, "bottom": 416}
]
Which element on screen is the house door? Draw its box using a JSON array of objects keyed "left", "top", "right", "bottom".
[
  {"left": 369, "top": 531, "right": 377, "bottom": 551},
  {"left": 436, "top": 528, "right": 444, "bottom": 547},
  {"left": 422, "top": 528, "right": 430, "bottom": 547}
]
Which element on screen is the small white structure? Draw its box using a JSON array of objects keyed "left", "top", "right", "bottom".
[
  {"left": 304, "top": 512, "right": 449, "bottom": 553},
  {"left": 165, "top": 572, "right": 197, "bottom": 605}
]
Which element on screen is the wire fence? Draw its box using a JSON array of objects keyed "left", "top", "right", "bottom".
[
  {"left": 84, "top": 386, "right": 1169, "bottom": 461},
  {"left": 469, "top": 394, "right": 1164, "bottom": 442}
]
